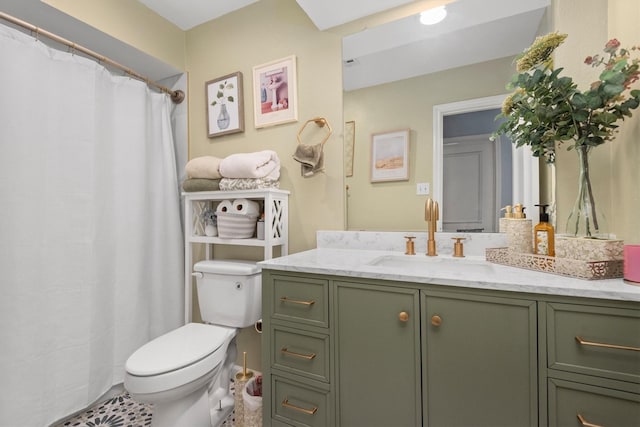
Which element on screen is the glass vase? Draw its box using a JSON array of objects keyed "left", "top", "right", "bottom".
[
  {"left": 565, "top": 145, "right": 607, "bottom": 238},
  {"left": 217, "top": 103, "right": 230, "bottom": 130}
]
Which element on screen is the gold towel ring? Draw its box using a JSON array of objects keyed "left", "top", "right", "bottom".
[{"left": 297, "top": 117, "right": 332, "bottom": 146}]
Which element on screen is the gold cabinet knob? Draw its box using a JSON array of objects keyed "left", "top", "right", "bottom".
[
  {"left": 399, "top": 311, "right": 409, "bottom": 322},
  {"left": 404, "top": 236, "right": 416, "bottom": 255},
  {"left": 431, "top": 315, "right": 442, "bottom": 326},
  {"left": 452, "top": 237, "right": 466, "bottom": 257}
]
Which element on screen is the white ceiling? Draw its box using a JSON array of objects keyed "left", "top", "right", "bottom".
[
  {"left": 136, "top": 0, "right": 260, "bottom": 31},
  {"left": 137, "top": 0, "right": 418, "bottom": 31},
  {"left": 138, "top": 0, "right": 549, "bottom": 91}
]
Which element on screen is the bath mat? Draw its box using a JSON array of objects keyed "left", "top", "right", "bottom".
[{"left": 55, "top": 381, "right": 237, "bottom": 427}]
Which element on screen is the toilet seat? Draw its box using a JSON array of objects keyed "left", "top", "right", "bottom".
[{"left": 125, "top": 323, "right": 236, "bottom": 395}]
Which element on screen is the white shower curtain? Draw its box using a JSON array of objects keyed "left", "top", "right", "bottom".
[{"left": 0, "top": 24, "right": 184, "bottom": 426}]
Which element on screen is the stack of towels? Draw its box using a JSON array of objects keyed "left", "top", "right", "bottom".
[{"left": 183, "top": 150, "right": 281, "bottom": 192}]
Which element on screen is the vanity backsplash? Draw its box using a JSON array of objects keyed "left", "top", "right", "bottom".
[{"left": 317, "top": 230, "right": 507, "bottom": 257}]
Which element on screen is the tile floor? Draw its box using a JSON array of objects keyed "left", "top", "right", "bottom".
[{"left": 54, "top": 382, "right": 238, "bottom": 427}]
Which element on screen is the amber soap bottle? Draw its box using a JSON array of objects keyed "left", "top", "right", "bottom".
[{"left": 534, "top": 204, "right": 555, "bottom": 256}]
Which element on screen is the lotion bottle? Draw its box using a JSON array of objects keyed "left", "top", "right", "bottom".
[
  {"left": 507, "top": 203, "right": 533, "bottom": 253},
  {"left": 533, "top": 204, "right": 555, "bottom": 256},
  {"left": 499, "top": 205, "right": 513, "bottom": 233}
]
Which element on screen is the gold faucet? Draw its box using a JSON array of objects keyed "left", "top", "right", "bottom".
[{"left": 424, "top": 198, "right": 439, "bottom": 256}]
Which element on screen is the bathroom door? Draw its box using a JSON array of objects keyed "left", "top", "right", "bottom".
[{"left": 443, "top": 134, "right": 496, "bottom": 232}]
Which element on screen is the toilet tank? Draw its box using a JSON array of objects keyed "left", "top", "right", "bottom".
[{"left": 193, "top": 260, "right": 261, "bottom": 328}]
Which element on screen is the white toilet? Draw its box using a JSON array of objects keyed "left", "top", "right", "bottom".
[{"left": 124, "top": 260, "right": 262, "bottom": 427}]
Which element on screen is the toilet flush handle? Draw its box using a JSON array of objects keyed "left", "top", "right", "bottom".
[{"left": 192, "top": 272, "right": 204, "bottom": 279}]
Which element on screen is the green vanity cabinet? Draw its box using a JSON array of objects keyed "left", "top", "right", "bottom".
[
  {"left": 262, "top": 269, "right": 640, "bottom": 427},
  {"left": 334, "top": 281, "right": 421, "bottom": 427},
  {"left": 421, "top": 290, "right": 538, "bottom": 427}
]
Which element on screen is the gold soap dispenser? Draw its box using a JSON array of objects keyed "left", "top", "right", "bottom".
[
  {"left": 499, "top": 205, "right": 513, "bottom": 233},
  {"left": 533, "top": 204, "right": 555, "bottom": 256},
  {"left": 507, "top": 203, "right": 533, "bottom": 253}
]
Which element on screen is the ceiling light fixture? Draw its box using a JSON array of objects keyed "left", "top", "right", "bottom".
[{"left": 420, "top": 6, "right": 447, "bottom": 25}]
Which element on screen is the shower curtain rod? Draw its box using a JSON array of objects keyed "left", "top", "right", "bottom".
[{"left": 0, "top": 11, "right": 185, "bottom": 104}]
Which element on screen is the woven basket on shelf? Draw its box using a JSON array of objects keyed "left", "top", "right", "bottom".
[{"left": 216, "top": 212, "right": 258, "bottom": 239}]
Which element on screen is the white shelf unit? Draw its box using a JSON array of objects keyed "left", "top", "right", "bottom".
[{"left": 183, "top": 188, "right": 289, "bottom": 322}]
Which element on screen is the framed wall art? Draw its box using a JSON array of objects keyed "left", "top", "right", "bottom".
[
  {"left": 206, "top": 71, "right": 244, "bottom": 138},
  {"left": 344, "top": 121, "right": 355, "bottom": 177},
  {"left": 370, "top": 129, "right": 410, "bottom": 182},
  {"left": 252, "top": 55, "right": 298, "bottom": 128}
]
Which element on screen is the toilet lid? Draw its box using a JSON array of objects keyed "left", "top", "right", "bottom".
[
  {"left": 193, "top": 259, "right": 260, "bottom": 275},
  {"left": 126, "top": 323, "right": 236, "bottom": 376}
]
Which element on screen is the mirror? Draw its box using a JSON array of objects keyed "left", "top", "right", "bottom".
[
  {"left": 342, "top": 0, "right": 550, "bottom": 232},
  {"left": 432, "top": 95, "right": 539, "bottom": 232}
]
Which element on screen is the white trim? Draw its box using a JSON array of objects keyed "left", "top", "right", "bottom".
[{"left": 433, "top": 95, "right": 539, "bottom": 231}]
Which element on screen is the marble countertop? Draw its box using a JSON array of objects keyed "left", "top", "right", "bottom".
[{"left": 258, "top": 231, "right": 640, "bottom": 302}]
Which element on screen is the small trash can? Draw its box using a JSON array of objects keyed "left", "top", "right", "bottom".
[{"left": 242, "top": 375, "right": 263, "bottom": 427}]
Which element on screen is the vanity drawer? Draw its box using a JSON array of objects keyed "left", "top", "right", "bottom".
[
  {"left": 273, "top": 325, "right": 330, "bottom": 383},
  {"left": 272, "top": 275, "right": 329, "bottom": 328},
  {"left": 272, "top": 376, "right": 330, "bottom": 427},
  {"left": 548, "top": 378, "right": 640, "bottom": 427},
  {"left": 547, "top": 303, "right": 640, "bottom": 383}
]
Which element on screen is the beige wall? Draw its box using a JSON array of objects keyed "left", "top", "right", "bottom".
[
  {"left": 608, "top": 0, "right": 640, "bottom": 244},
  {"left": 42, "top": 0, "right": 186, "bottom": 70},
  {"left": 344, "top": 57, "right": 516, "bottom": 231},
  {"left": 552, "top": 0, "right": 640, "bottom": 243},
  {"left": 185, "top": 0, "right": 344, "bottom": 255},
  {"left": 552, "top": 0, "right": 610, "bottom": 236}
]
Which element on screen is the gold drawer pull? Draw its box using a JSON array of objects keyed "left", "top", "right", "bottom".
[
  {"left": 281, "top": 347, "right": 316, "bottom": 360},
  {"left": 577, "top": 413, "right": 603, "bottom": 427},
  {"left": 282, "top": 398, "right": 318, "bottom": 415},
  {"left": 399, "top": 311, "right": 409, "bottom": 322},
  {"left": 575, "top": 336, "right": 640, "bottom": 352},
  {"left": 280, "top": 296, "right": 315, "bottom": 306}
]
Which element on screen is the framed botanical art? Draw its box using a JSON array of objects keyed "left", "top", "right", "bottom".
[
  {"left": 252, "top": 55, "right": 298, "bottom": 128},
  {"left": 206, "top": 71, "right": 244, "bottom": 138},
  {"left": 370, "top": 129, "right": 410, "bottom": 182}
]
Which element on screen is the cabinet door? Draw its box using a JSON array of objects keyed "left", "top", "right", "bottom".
[
  {"left": 422, "top": 291, "right": 537, "bottom": 427},
  {"left": 335, "top": 282, "right": 421, "bottom": 427}
]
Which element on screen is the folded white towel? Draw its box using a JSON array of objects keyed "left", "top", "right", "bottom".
[
  {"left": 185, "top": 156, "right": 223, "bottom": 179},
  {"left": 219, "top": 150, "right": 280, "bottom": 180}
]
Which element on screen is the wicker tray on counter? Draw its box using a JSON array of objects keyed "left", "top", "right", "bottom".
[{"left": 485, "top": 247, "right": 623, "bottom": 280}]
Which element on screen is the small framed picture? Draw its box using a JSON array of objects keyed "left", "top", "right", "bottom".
[
  {"left": 206, "top": 71, "right": 244, "bottom": 138},
  {"left": 370, "top": 129, "right": 410, "bottom": 182},
  {"left": 252, "top": 55, "right": 298, "bottom": 128}
]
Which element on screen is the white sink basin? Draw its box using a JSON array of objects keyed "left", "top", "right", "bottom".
[{"left": 367, "top": 254, "right": 494, "bottom": 275}]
